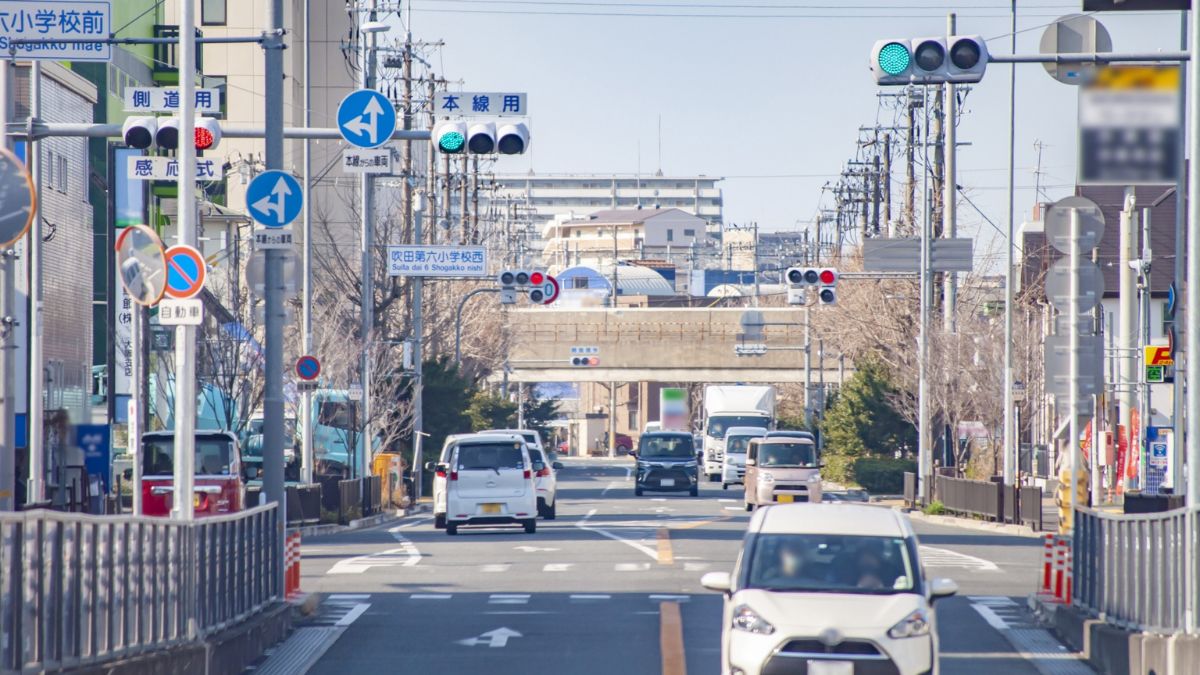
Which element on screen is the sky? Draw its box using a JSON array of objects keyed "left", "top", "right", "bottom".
[{"left": 396, "top": 1, "right": 1186, "bottom": 271}]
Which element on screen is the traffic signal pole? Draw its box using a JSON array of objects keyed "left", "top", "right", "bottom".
[
  {"left": 0, "top": 59, "right": 12, "bottom": 511},
  {"left": 300, "top": 0, "right": 314, "bottom": 485}
]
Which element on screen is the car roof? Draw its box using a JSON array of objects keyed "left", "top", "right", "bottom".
[
  {"left": 766, "top": 430, "right": 815, "bottom": 438},
  {"left": 751, "top": 504, "right": 912, "bottom": 538},
  {"left": 453, "top": 433, "right": 528, "bottom": 445},
  {"left": 752, "top": 436, "right": 815, "bottom": 445},
  {"left": 641, "top": 431, "right": 692, "bottom": 438},
  {"left": 725, "top": 426, "right": 767, "bottom": 437},
  {"left": 481, "top": 428, "right": 539, "bottom": 438},
  {"left": 143, "top": 430, "right": 238, "bottom": 442}
]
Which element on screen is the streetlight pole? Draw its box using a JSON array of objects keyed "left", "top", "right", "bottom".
[
  {"left": 455, "top": 287, "right": 500, "bottom": 366},
  {"left": 300, "top": 0, "right": 314, "bottom": 485}
]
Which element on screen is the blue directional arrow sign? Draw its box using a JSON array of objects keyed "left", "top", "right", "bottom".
[
  {"left": 337, "top": 89, "right": 396, "bottom": 149},
  {"left": 246, "top": 171, "right": 302, "bottom": 228}
]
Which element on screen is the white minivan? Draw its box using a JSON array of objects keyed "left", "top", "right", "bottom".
[
  {"left": 439, "top": 433, "right": 539, "bottom": 535},
  {"left": 721, "top": 426, "right": 767, "bottom": 490}
]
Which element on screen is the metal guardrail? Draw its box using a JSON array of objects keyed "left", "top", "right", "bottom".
[
  {"left": 935, "top": 475, "right": 1003, "bottom": 521},
  {"left": 0, "top": 504, "right": 280, "bottom": 673},
  {"left": 1074, "top": 506, "right": 1195, "bottom": 633}
]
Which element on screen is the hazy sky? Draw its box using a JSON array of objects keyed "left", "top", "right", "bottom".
[{"left": 400, "top": 1, "right": 1185, "bottom": 269}]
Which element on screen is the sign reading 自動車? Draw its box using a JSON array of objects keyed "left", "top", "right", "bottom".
[
  {"left": 0, "top": 2, "right": 112, "bottom": 61},
  {"left": 387, "top": 245, "right": 487, "bottom": 277}
]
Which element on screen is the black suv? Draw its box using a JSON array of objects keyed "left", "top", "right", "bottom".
[{"left": 633, "top": 432, "right": 700, "bottom": 497}]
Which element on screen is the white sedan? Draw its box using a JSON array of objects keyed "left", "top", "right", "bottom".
[{"left": 702, "top": 503, "right": 957, "bottom": 675}]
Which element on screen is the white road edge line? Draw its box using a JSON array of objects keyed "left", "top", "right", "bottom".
[
  {"left": 327, "top": 594, "right": 370, "bottom": 601},
  {"left": 334, "top": 603, "right": 370, "bottom": 627},
  {"left": 410, "top": 594, "right": 452, "bottom": 600}
]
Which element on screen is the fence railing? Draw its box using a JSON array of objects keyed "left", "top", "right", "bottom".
[
  {"left": 0, "top": 504, "right": 280, "bottom": 673},
  {"left": 1073, "top": 506, "right": 1196, "bottom": 633},
  {"left": 935, "top": 475, "right": 1003, "bottom": 521}
]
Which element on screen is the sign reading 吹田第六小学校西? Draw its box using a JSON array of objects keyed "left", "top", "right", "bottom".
[{"left": 387, "top": 245, "right": 487, "bottom": 277}]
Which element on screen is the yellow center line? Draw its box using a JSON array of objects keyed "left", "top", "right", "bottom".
[
  {"left": 656, "top": 527, "right": 674, "bottom": 565},
  {"left": 659, "top": 601, "right": 687, "bottom": 675},
  {"left": 671, "top": 515, "right": 732, "bottom": 531}
]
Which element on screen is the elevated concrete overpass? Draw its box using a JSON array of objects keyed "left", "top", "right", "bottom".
[{"left": 506, "top": 307, "right": 851, "bottom": 383}]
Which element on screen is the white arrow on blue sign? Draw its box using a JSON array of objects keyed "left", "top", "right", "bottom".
[
  {"left": 246, "top": 171, "right": 302, "bottom": 228},
  {"left": 338, "top": 89, "right": 397, "bottom": 149}
]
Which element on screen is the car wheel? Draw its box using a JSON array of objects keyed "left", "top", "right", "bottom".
[
  {"left": 690, "top": 486, "right": 699, "bottom": 497},
  {"left": 446, "top": 524, "right": 458, "bottom": 536},
  {"left": 635, "top": 487, "right": 644, "bottom": 497},
  {"left": 537, "top": 497, "right": 547, "bottom": 518},
  {"left": 524, "top": 519, "right": 537, "bottom": 534},
  {"left": 434, "top": 513, "right": 446, "bottom": 529},
  {"left": 744, "top": 501, "right": 753, "bottom": 512},
  {"left": 546, "top": 500, "right": 557, "bottom": 520},
  {"left": 721, "top": 483, "right": 728, "bottom": 490}
]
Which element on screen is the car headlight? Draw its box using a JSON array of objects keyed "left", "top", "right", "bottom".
[
  {"left": 731, "top": 604, "right": 775, "bottom": 635},
  {"left": 808, "top": 473, "right": 822, "bottom": 482},
  {"left": 761, "top": 472, "right": 774, "bottom": 483},
  {"left": 887, "top": 608, "right": 931, "bottom": 638}
]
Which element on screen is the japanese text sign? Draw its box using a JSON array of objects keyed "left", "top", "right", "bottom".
[
  {"left": 436, "top": 92, "right": 527, "bottom": 116},
  {"left": 387, "top": 245, "right": 487, "bottom": 277},
  {"left": 0, "top": 1, "right": 111, "bottom": 61}
]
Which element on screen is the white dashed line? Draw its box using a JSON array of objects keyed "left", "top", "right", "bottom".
[
  {"left": 649, "top": 594, "right": 690, "bottom": 602},
  {"left": 410, "top": 594, "right": 452, "bottom": 600},
  {"left": 488, "top": 594, "right": 531, "bottom": 605},
  {"left": 543, "top": 563, "right": 573, "bottom": 572},
  {"left": 480, "top": 563, "right": 511, "bottom": 573},
  {"left": 328, "top": 594, "right": 370, "bottom": 601},
  {"left": 615, "top": 562, "right": 652, "bottom": 572},
  {"left": 570, "top": 594, "right": 612, "bottom": 601},
  {"left": 334, "top": 603, "right": 370, "bottom": 627},
  {"left": 683, "top": 562, "right": 711, "bottom": 572}
]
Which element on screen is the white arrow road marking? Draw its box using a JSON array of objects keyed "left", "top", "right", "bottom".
[
  {"left": 542, "top": 563, "right": 573, "bottom": 572},
  {"left": 457, "top": 627, "right": 522, "bottom": 648},
  {"left": 327, "top": 546, "right": 418, "bottom": 574},
  {"left": 514, "top": 545, "right": 559, "bottom": 553},
  {"left": 919, "top": 545, "right": 1000, "bottom": 571}
]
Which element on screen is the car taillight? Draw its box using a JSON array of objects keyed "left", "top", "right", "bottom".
[
  {"left": 523, "top": 470, "right": 532, "bottom": 480},
  {"left": 435, "top": 469, "right": 446, "bottom": 479},
  {"left": 535, "top": 467, "right": 550, "bottom": 477},
  {"left": 450, "top": 471, "right": 459, "bottom": 481},
  {"left": 196, "top": 493, "right": 209, "bottom": 512}
]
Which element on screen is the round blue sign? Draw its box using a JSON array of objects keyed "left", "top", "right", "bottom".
[
  {"left": 246, "top": 171, "right": 302, "bottom": 228},
  {"left": 337, "top": 89, "right": 397, "bottom": 149},
  {"left": 296, "top": 355, "right": 321, "bottom": 381}
]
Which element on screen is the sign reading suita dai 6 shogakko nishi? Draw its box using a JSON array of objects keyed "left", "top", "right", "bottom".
[{"left": 387, "top": 245, "right": 487, "bottom": 277}]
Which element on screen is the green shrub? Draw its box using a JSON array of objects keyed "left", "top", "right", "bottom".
[
  {"left": 850, "top": 456, "right": 917, "bottom": 494},
  {"left": 923, "top": 500, "right": 946, "bottom": 515}
]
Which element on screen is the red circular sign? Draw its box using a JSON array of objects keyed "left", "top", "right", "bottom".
[
  {"left": 295, "top": 355, "right": 321, "bottom": 381},
  {"left": 541, "top": 275, "right": 560, "bottom": 305}
]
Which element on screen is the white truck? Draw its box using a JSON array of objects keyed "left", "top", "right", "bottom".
[{"left": 701, "top": 385, "right": 776, "bottom": 481}]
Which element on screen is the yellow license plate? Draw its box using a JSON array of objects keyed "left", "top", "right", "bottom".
[
  {"left": 194, "top": 494, "right": 201, "bottom": 507},
  {"left": 776, "top": 494, "right": 794, "bottom": 503},
  {"left": 482, "top": 503, "right": 501, "bottom": 514}
]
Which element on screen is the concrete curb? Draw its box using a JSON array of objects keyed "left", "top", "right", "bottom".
[
  {"left": 896, "top": 507, "right": 1045, "bottom": 538},
  {"left": 294, "top": 506, "right": 420, "bottom": 539}
]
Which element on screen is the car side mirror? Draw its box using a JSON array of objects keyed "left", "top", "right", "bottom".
[
  {"left": 930, "top": 577, "right": 958, "bottom": 601},
  {"left": 746, "top": 458, "right": 756, "bottom": 466},
  {"left": 628, "top": 450, "right": 636, "bottom": 458},
  {"left": 552, "top": 462, "right": 563, "bottom": 470},
  {"left": 424, "top": 461, "right": 436, "bottom": 472},
  {"left": 700, "top": 571, "right": 732, "bottom": 594}
]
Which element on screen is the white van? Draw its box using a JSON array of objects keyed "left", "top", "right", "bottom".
[
  {"left": 720, "top": 426, "right": 768, "bottom": 489},
  {"left": 441, "top": 434, "right": 539, "bottom": 535}
]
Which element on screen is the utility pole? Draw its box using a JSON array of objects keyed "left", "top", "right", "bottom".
[
  {"left": 300, "top": 0, "right": 314, "bottom": 484},
  {"left": 1118, "top": 189, "right": 1138, "bottom": 490},
  {"left": 1001, "top": 0, "right": 1018, "bottom": 487},
  {"left": 905, "top": 91, "right": 918, "bottom": 235},
  {"left": 28, "top": 60, "right": 44, "bottom": 503},
  {"left": 0, "top": 58, "right": 14, "bottom": 511},
  {"left": 358, "top": 4, "right": 381, "bottom": 479},
  {"left": 943, "top": 13, "right": 958, "bottom": 334},
  {"left": 804, "top": 306, "right": 812, "bottom": 427},
  {"left": 871, "top": 136, "right": 881, "bottom": 236},
  {"left": 882, "top": 132, "right": 892, "bottom": 236},
  {"left": 917, "top": 86, "right": 932, "bottom": 502},
  {"left": 171, "top": 0, "right": 198, "bottom": 521},
  {"left": 403, "top": 32, "right": 425, "bottom": 490},
  {"left": 1184, "top": 0, "right": 1199, "bottom": 635}
]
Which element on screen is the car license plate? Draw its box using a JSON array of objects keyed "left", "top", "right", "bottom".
[
  {"left": 659, "top": 478, "right": 675, "bottom": 487},
  {"left": 194, "top": 494, "right": 201, "bottom": 507},
  {"left": 807, "top": 661, "right": 853, "bottom": 675},
  {"left": 481, "top": 503, "right": 501, "bottom": 514},
  {"left": 776, "top": 494, "right": 794, "bottom": 503}
]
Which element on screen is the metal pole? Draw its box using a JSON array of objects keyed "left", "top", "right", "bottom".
[
  {"left": 1119, "top": 188, "right": 1138, "bottom": 490},
  {"left": 1173, "top": 11, "right": 1187, "bottom": 496},
  {"left": 1002, "top": 0, "right": 1017, "bottom": 487},
  {"left": 818, "top": 338, "right": 825, "bottom": 456},
  {"left": 412, "top": 193, "right": 424, "bottom": 484},
  {"left": 608, "top": 382, "right": 616, "bottom": 458},
  {"left": 455, "top": 287, "right": 500, "bottom": 366},
  {"left": 358, "top": 8, "right": 378, "bottom": 479},
  {"left": 1141, "top": 207, "right": 1152, "bottom": 489},
  {"left": 171, "top": 0, "right": 197, "bottom": 521},
  {"left": 517, "top": 383, "right": 524, "bottom": 429},
  {"left": 918, "top": 86, "right": 932, "bottom": 502},
  {"left": 27, "top": 60, "right": 43, "bottom": 503},
  {"left": 131, "top": 306, "right": 142, "bottom": 515},
  {"left": 1187, "top": 0, "right": 1200, "bottom": 633},
  {"left": 0, "top": 58, "right": 11, "bottom": 511},
  {"left": 262, "top": 0, "right": 287, "bottom": 596},
  {"left": 1069, "top": 209, "right": 1080, "bottom": 534},
  {"left": 943, "top": 13, "right": 957, "bottom": 335},
  {"left": 300, "top": 0, "right": 314, "bottom": 485},
  {"left": 804, "top": 305, "right": 811, "bottom": 427}
]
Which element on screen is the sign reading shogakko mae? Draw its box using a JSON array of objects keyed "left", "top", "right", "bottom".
[{"left": 0, "top": 2, "right": 112, "bottom": 61}]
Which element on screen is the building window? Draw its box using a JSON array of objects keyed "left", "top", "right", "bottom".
[
  {"left": 202, "top": 0, "right": 227, "bottom": 25},
  {"left": 684, "top": 229, "right": 695, "bottom": 237},
  {"left": 574, "top": 230, "right": 581, "bottom": 238},
  {"left": 57, "top": 155, "right": 67, "bottom": 193},
  {"left": 572, "top": 277, "right": 589, "bottom": 289},
  {"left": 667, "top": 229, "right": 674, "bottom": 242}
]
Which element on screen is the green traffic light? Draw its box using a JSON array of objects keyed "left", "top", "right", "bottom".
[
  {"left": 439, "top": 131, "right": 465, "bottom": 152},
  {"left": 878, "top": 42, "right": 911, "bottom": 76}
]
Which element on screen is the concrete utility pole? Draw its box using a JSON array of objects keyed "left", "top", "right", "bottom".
[
  {"left": 300, "top": 0, "right": 314, "bottom": 484},
  {"left": 172, "top": 0, "right": 198, "bottom": 521},
  {"left": 262, "top": 0, "right": 286, "bottom": 547},
  {"left": 0, "top": 58, "right": 13, "bottom": 511},
  {"left": 882, "top": 132, "right": 892, "bottom": 236},
  {"left": 1172, "top": 11, "right": 1187, "bottom": 494},
  {"left": 131, "top": 306, "right": 142, "bottom": 514},
  {"left": 28, "top": 60, "right": 44, "bottom": 503},
  {"left": 1185, "top": 3, "right": 1200, "bottom": 633},
  {"left": 403, "top": 31, "right": 425, "bottom": 483},
  {"left": 358, "top": 5, "right": 381, "bottom": 478},
  {"left": 1001, "top": 0, "right": 1017, "bottom": 487},
  {"left": 942, "top": 13, "right": 957, "bottom": 334},
  {"left": 904, "top": 93, "right": 917, "bottom": 234},
  {"left": 804, "top": 306, "right": 812, "bottom": 427},
  {"left": 1118, "top": 189, "right": 1137, "bottom": 490},
  {"left": 917, "top": 87, "right": 933, "bottom": 502},
  {"left": 1140, "top": 207, "right": 1152, "bottom": 487}
]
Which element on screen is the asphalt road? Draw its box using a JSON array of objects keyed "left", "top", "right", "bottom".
[{"left": 274, "top": 459, "right": 1091, "bottom": 675}]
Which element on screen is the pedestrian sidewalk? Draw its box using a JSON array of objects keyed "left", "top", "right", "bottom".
[{"left": 885, "top": 492, "right": 1060, "bottom": 539}]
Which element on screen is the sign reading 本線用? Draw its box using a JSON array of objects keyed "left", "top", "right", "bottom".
[
  {"left": 127, "top": 156, "right": 223, "bottom": 181},
  {"left": 0, "top": 2, "right": 112, "bottom": 62},
  {"left": 124, "top": 87, "right": 220, "bottom": 113},
  {"left": 436, "top": 92, "right": 527, "bottom": 116},
  {"left": 387, "top": 245, "right": 487, "bottom": 277}
]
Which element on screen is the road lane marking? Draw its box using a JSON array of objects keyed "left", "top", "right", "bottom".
[
  {"left": 334, "top": 603, "right": 370, "bottom": 627},
  {"left": 602, "top": 481, "right": 625, "bottom": 495},
  {"left": 718, "top": 498, "right": 737, "bottom": 503},
  {"left": 656, "top": 528, "right": 674, "bottom": 565},
  {"left": 616, "top": 562, "right": 652, "bottom": 572},
  {"left": 389, "top": 515, "right": 433, "bottom": 530},
  {"left": 649, "top": 595, "right": 690, "bottom": 602},
  {"left": 919, "top": 545, "right": 1000, "bottom": 571},
  {"left": 327, "top": 594, "right": 370, "bottom": 601},
  {"left": 514, "top": 545, "right": 558, "bottom": 553},
  {"left": 327, "top": 547, "right": 418, "bottom": 574},
  {"left": 480, "top": 563, "right": 511, "bottom": 573},
  {"left": 457, "top": 627, "right": 522, "bottom": 648},
  {"left": 683, "top": 562, "right": 710, "bottom": 572},
  {"left": 577, "top": 508, "right": 661, "bottom": 560},
  {"left": 969, "top": 595, "right": 1018, "bottom": 606},
  {"left": 570, "top": 594, "right": 612, "bottom": 601},
  {"left": 488, "top": 594, "right": 530, "bottom": 605},
  {"left": 659, "top": 602, "right": 687, "bottom": 675},
  {"left": 543, "top": 563, "right": 573, "bottom": 572},
  {"left": 410, "top": 594, "right": 452, "bottom": 600},
  {"left": 723, "top": 506, "right": 743, "bottom": 511},
  {"left": 672, "top": 516, "right": 729, "bottom": 530}
]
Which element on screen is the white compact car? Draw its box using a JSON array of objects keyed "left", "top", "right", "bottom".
[
  {"left": 429, "top": 433, "right": 472, "bottom": 529},
  {"left": 701, "top": 503, "right": 957, "bottom": 675},
  {"left": 530, "top": 447, "right": 559, "bottom": 519},
  {"left": 436, "top": 433, "right": 539, "bottom": 535},
  {"left": 481, "top": 428, "right": 545, "bottom": 456},
  {"left": 721, "top": 426, "right": 767, "bottom": 489}
]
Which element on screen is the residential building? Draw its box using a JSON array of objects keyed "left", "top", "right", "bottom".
[
  {"left": 494, "top": 172, "right": 723, "bottom": 229},
  {"left": 541, "top": 207, "right": 707, "bottom": 271}
]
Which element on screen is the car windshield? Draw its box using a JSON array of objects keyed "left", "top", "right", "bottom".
[
  {"left": 521, "top": 432, "right": 539, "bottom": 445},
  {"left": 726, "top": 436, "right": 756, "bottom": 454},
  {"left": 639, "top": 435, "right": 694, "bottom": 458},
  {"left": 707, "top": 415, "right": 768, "bottom": 438},
  {"left": 746, "top": 534, "right": 917, "bottom": 595},
  {"left": 143, "top": 437, "right": 235, "bottom": 476},
  {"left": 456, "top": 443, "right": 526, "bottom": 470},
  {"left": 759, "top": 442, "right": 818, "bottom": 467}
]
